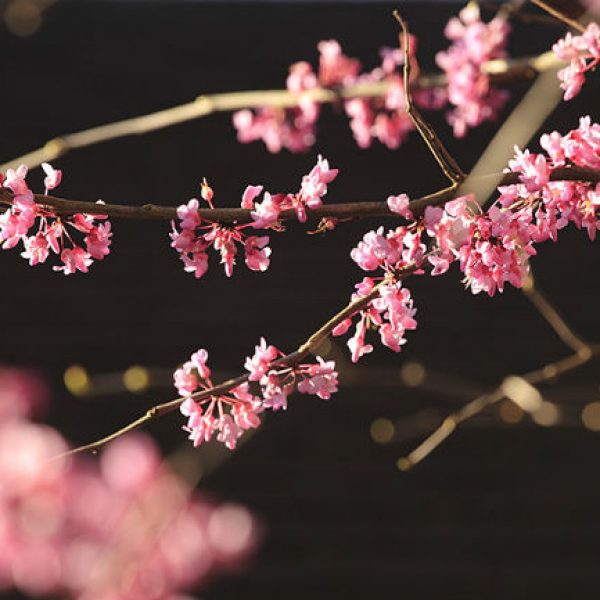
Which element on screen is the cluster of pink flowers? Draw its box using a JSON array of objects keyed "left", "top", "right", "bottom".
[
  {"left": 0, "top": 163, "right": 112, "bottom": 274},
  {"left": 553, "top": 22, "right": 600, "bottom": 100},
  {"left": 342, "top": 38, "right": 421, "bottom": 150},
  {"left": 435, "top": 3, "right": 510, "bottom": 137},
  {"left": 232, "top": 7, "right": 515, "bottom": 154},
  {"left": 175, "top": 341, "right": 338, "bottom": 450},
  {"left": 0, "top": 368, "right": 256, "bottom": 600},
  {"left": 170, "top": 156, "right": 337, "bottom": 278},
  {"left": 233, "top": 60, "right": 321, "bottom": 153},
  {"left": 170, "top": 178, "right": 272, "bottom": 279},
  {"left": 332, "top": 278, "right": 418, "bottom": 362},
  {"left": 332, "top": 117, "right": 599, "bottom": 364},
  {"left": 349, "top": 117, "right": 599, "bottom": 303},
  {"left": 425, "top": 117, "right": 599, "bottom": 294},
  {"left": 247, "top": 155, "right": 338, "bottom": 226},
  {"left": 231, "top": 37, "right": 428, "bottom": 153}
]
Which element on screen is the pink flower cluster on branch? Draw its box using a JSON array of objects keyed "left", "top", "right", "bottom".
[
  {"left": 232, "top": 5, "right": 515, "bottom": 153},
  {"left": 328, "top": 117, "right": 600, "bottom": 363},
  {"left": 553, "top": 22, "right": 600, "bottom": 100},
  {"left": 332, "top": 278, "right": 417, "bottom": 363},
  {"left": 175, "top": 341, "right": 338, "bottom": 450},
  {"left": 170, "top": 155, "right": 337, "bottom": 278},
  {"left": 349, "top": 117, "right": 600, "bottom": 302},
  {"left": 233, "top": 36, "right": 427, "bottom": 152},
  {"left": 435, "top": 3, "right": 510, "bottom": 137},
  {"left": 0, "top": 163, "right": 112, "bottom": 274}
]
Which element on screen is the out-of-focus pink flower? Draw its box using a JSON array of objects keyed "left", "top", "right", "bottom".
[
  {"left": 553, "top": 22, "right": 600, "bottom": 100},
  {"left": 436, "top": 4, "right": 510, "bottom": 137},
  {"left": 0, "top": 369, "right": 258, "bottom": 599}
]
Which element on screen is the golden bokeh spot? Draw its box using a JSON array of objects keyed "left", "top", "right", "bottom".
[
  {"left": 4, "top": 0, "right": 42, "bottom": 37},
  {"left": 64, "top": 365, "right": 91, "bottom": 397},
  {"left": 499, "top": 399, "right": 524, "bottom": 424},
  {"left": 401, "top": 361, "right": 426, "bottom": 387},
  {"left": 581, "top": 402, "right": 600, "bottom": 432},
  {"left": 370, "top": 418, "right": 395, "bottom": 444},
  {"left": 123, "top": 366, "right": 150, "bottom": 393},
  {"left": 532, "top": 401, "right": 561, "bottom": 427},
  {"left": 396, "top": 457, "right": 412, "bottom": 472}
]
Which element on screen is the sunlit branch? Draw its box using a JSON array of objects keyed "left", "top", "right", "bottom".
[
  {"left": 530, "top": 0, "right": 586, "bottom": 33},
  {"left": 522, "top": 273, "right": 590, "bottom": 355},
  {"left": 0, "top": 51, "right": 561, "bottom": 173},
  {"left": 397, "top": 318, "right": 600, "bottom": 471}
]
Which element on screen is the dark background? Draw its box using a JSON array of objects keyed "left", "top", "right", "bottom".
[{"left": 1, "top": 2, "right": 599, "bottom": 598}]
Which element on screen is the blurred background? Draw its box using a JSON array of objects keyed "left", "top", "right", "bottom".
[{"left": 1, "top": 1, "right": 599, "bottom": 598}]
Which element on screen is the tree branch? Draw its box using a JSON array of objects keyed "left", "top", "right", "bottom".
[
  {"left": 522, "top": 273, "right": 590, "bottom": 355},
  {"left": 397, "top": 344, "right": 598, "bottom": 470},
  {"left": 0, "top": 50, "right": 561, "bottom": 173},
  {"left": 1, "top": 167, "right": 598, "bottom": 226},
  {"left": 398, "top": 278, "right": 598, "bottom": 471},
  {"left": 56, "top": 266, "right": 419, "bottom": 459},
  {"left": 394, "top": 10, "right": 466, "bottom": 184},
  {"left": 530, "top": 0, "right": 586, "bottom": 33}
]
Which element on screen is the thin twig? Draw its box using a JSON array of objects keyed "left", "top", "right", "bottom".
[
  {"left": 522, "top": 273, "right": 591, "bottom": 355},
  {"left": 0, "top": 50, "right": 561, "bottom": 173},
  {"left": 56, "top": 267, "right": 419, "bottom": 459},
  {"left": 530, "top": 0, "right": 586, "bottom": 33},
  {"left": 398, "top": 345, "right": 598, "bottom": 470},
  {"left": 2, "top": 166, "right": 598, "bottom": 226},
  {"left": 393, "top": 10, "right": 466, "bottom": 185}
]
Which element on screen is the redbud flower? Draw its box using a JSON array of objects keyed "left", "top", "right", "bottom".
[
  {"left": 553, "top": 22, "right": 600, "bottom": 101},
  {"left": 1, "top": 164, "right": 111, "bottom": 273}
]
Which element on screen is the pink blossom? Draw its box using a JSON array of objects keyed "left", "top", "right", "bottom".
[
  {"left": 190, "top": 348, "right": 211, "bottom": 379},
  {"left": 347, "top": 317, "right": 374, "bottom": 363},
  {"left": 3, "top": 164, "right": 29, "bottom": 195},
  {"left": 244, "top": 337, "right": 280, "bottom": 381},
  {"left": 177, "top": 198, "right": 202, "bottom": 229},
  {"left": 250, "top": 192, "right": 282, "bottom": 228},
  {"left": 231, "top": 402, "right": 262, "bottom": 430},
  {"left": 54, "top": 247, "right": 93, "bottom": 275},
  {"left": 41, "top": 162, "right": 62, "bottom": 194},
  {"left": 507, "top": 147, "right": 550, "bottom": 192},
  {"left": 317, "top": 39, "right": 361, "bottom": 86},
  {"left": 172, "top": 183, "right": 276, "bottom": 279},
  {"left": 259, "top": 372, "right": 292, "bottom": 411},
  {"left": 216, "top": 414, "right": 242, "bottom": 450},
  {"left": 0, "top": 165, "right": 111, "bottom": 273},
  {"left": 553, "top": 22, "right": 600, "bottom": 100},
  {"left": 241, "top": 185, "right": 264, "bottom": 209},
  {"left": 387, "top": 193, "right": 413, "bottom": 219},
  {"left": 436, "top": 4, "right": 510, "bottom": 136},
  {"left": 232, "top": 61, "right": 319, "bottom": 153},
  {"left": 245, "top": 235, "right": 272, "bottom": 271},
  {"left": 84, "top": 221, "right": 112, "bottom": 260},
  {"left": 297, "top": 357, "right": 339, "bottom": 399},
  {"left": 20, "top": 232, "right": 49, "bottom": 266}
]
